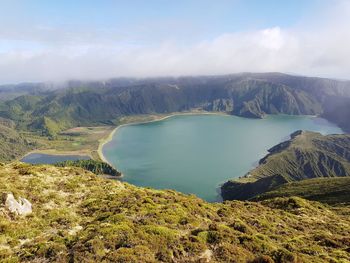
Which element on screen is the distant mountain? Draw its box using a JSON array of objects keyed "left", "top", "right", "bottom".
[
  {"left": 0, "top": 73, "right": 349, "bottom": 135},
  {"left": 0, "top": 82, "right": 58, "bottom": 102},
  {"left": 221, "top": 131, "right": 350, "bottom": 201}
]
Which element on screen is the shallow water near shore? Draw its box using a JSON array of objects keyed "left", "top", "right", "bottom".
[{"left": 103, "top": 114, "right": 342, "bottom": 202}]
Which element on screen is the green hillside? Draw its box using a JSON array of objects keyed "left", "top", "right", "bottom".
[
  {"left": 1, "top": 163, "right": 350, "bottom": 262},
  {"left": 253, "top": 177, "right": 350, "bottom": 205},
  {"left": 0, "top": 122, "right": 37, "bottom": 162},
  {"left": 1, "top": 73, "right": 349, "bottom": 135},
  {"left": 221, "top": 131, "right": 350, "bottom": 201}
]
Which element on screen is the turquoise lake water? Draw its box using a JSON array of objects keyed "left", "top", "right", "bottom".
[{"left": 102, "top": 114, "right": 343, "bottom": 202}]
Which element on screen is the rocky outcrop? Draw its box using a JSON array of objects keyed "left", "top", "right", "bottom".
[
  {"left": 235, "top": 100, "right": 264, "bottom": 118},
  {"left": 205, "top": 98, "right": 234, "bottom": 113},
  {"left": 4, "top": 193, "right": 32, "bottom": 216}
]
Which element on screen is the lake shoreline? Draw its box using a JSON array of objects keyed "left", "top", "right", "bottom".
[
  {"left": 97, "top": 112, "right": 329, "bottom": 170},
  {"left": 97, "top": 111, "right": 230, "bottom": 168},
  {"left": 98, "top": 113, "right": 342, "bottom": 201}
]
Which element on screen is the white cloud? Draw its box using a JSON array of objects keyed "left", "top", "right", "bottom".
[{"left": 0, "top": 1, "right": 350, "bottom": 83}]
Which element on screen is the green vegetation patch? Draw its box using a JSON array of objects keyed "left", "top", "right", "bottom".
[
  {"left": 0, "top": 123, "right": 38, "bottom": 162},
  {"left": 254, "top": 177, "right": 350, "bottom": 205},
  {"left": 222, "top": 131, "right": 350, "bottom": 201},
  {"left": 0, "top": 163, "right": 350, "bottom": 262},
  {"left": 54, "top": 159, "right": 121, "bottom": 176}
]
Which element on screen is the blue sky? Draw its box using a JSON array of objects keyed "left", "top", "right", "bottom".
[
  {"left": 2, "top": 0, "right": 322, "bottom": 43},
  {"left": 0, "top": 0, "right": 348, "bottom": 83},
  {"left": 28, "top": 1, "right": 310, "bottom": 29}
]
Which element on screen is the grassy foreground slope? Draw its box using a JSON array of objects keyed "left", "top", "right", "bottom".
[
  {"left": 221, "top": 131, "right": 350, "bottom": 201},
  {"left": 1, "top": 163, "right": 350, "bottom": 262}
]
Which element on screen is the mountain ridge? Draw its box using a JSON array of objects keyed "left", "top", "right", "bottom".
[
  {"left": 221, "top": 131, "right": 350, "bottom": 201},
  {"left": 0, "top": 73, "right": 349, "bottom": 136}
]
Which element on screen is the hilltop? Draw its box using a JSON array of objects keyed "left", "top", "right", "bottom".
[
  {"left": 1, "top": 163, "right": 350, "bottom": 262},
  {"left": 221, "top": 131, "right": 350, "bottom": 201}
]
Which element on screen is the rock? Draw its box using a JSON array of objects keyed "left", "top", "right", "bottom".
[
  {"left": 68, "top": 225, "right": 83, "bottom": 235},
  {"left": 200, "top": 249, "right": 213, "bottom": 262},
  {"left": 208, "top": 98, "right": 234, "bottom": 112},
  {"left": 4, "top": 193, "right": 32, "bottom": 216},
  {"left": 236, "top": 101, "right": 265, "bottom": 119}
]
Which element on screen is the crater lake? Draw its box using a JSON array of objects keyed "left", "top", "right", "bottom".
[{"left": 102, "top": 114, "right": 343, "bottom": 201}]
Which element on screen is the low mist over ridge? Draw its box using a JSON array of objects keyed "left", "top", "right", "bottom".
[{"left": 2, "top": 71, "right": 350, "bottom": 88}]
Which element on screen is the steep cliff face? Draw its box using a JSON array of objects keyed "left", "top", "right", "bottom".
[
  {"left": 204, "top": 98, "right": 234, "bottom": 113},
  {"left": 221, "top": 131, "right": 350, "bottom": 201},
  {"left": 1, "top": 163, "right": 350, "bottom": 262},
  {"left": 228, "top": 79, "right": 323, "bottom": 117}
]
